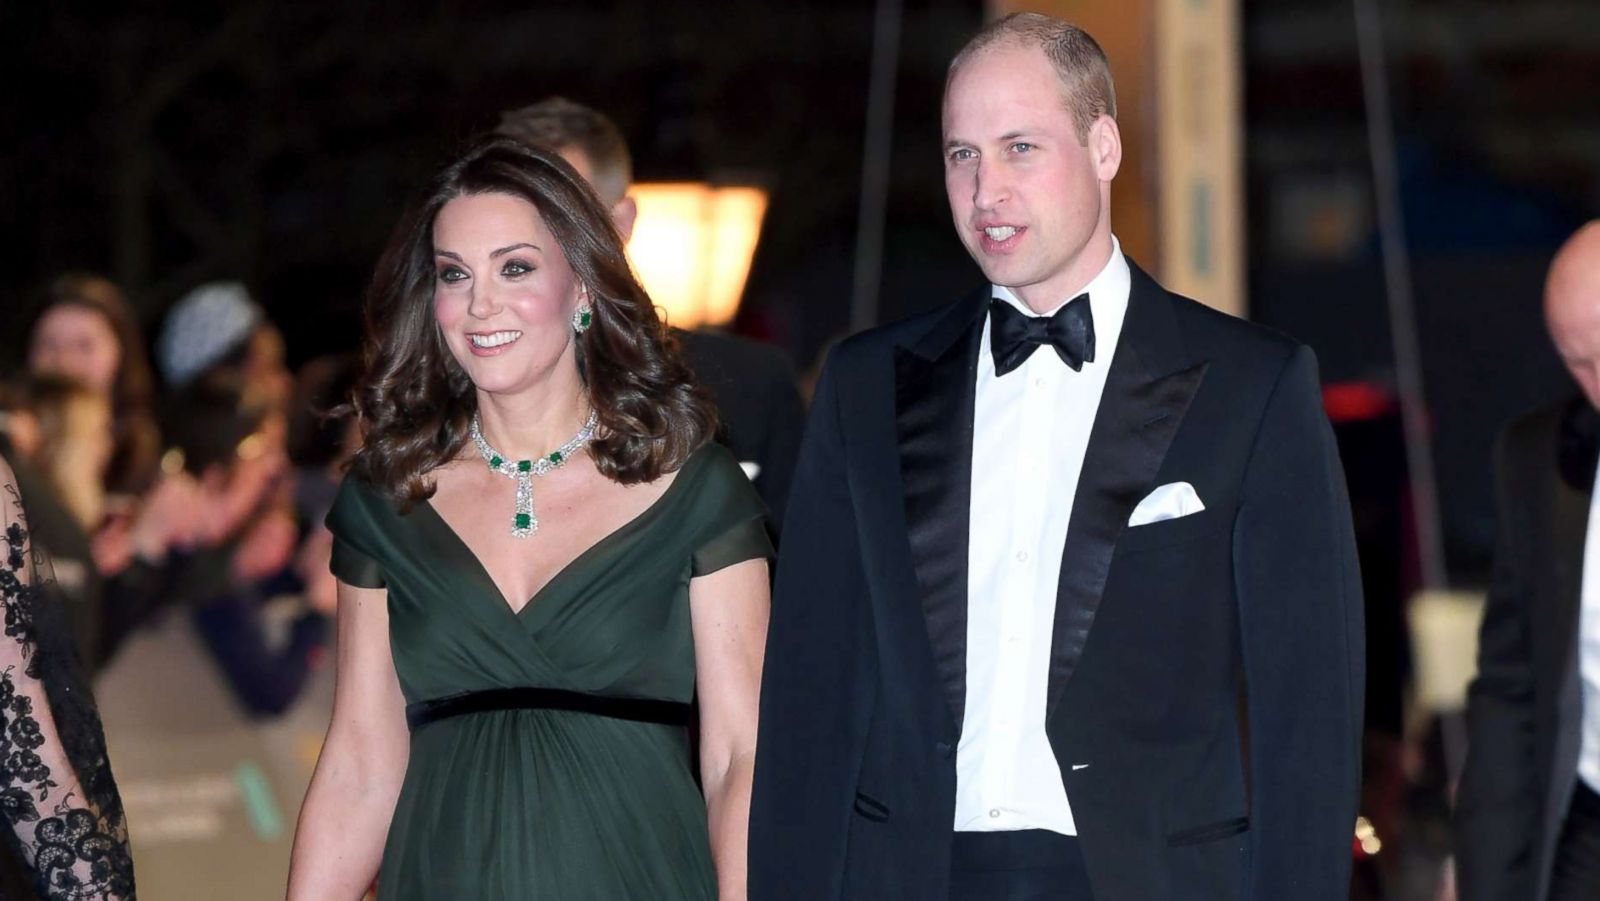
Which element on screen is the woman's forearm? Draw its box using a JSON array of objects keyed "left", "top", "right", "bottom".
[
  {"left": 287, "top": 746, "right": 403, "bottom": 900},
  {"left": 704, "top": 749, "right": 757, "bottom": 901}
]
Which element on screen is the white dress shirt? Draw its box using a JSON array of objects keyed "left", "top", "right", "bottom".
[
  {"left": 955, "top": 238, "right": 1131, "bottom": 834},
  {"left": 1577, "top": 455, "right": 1600, "bottom": 793}
]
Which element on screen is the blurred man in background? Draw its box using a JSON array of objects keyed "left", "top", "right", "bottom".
[
  {"left": 495, "top": 97, "right": 805, "bottom": 532},
  {"left": 1457, "top": 220, "right": 1600, "bottom": 901}
]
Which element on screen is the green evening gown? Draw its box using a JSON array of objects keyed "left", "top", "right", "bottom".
[{"left": 324, "top": 443, "right": 771, "bottom": 899}]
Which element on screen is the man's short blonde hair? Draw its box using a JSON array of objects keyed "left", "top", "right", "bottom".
[
  {"left": 495, "top": 97, "right": 632, "bottom": 204},
  {"left": 947, "top": 12, "right": 1117, "bottom": 144}
]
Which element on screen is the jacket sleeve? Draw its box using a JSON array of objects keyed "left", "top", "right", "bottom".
[
  {"left": 1453, "top": 423, "right": 1540, "bottom": 901},
  {"left": 748, "top": 350, "right": 876, "bottom": 900},
  {"left": 1232, "top": 345, "right": 1364, "bottom": 899}
]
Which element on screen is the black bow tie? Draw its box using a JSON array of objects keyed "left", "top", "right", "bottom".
[{"left": 988, "top": 294, "right": 1095, "bottom": 376}]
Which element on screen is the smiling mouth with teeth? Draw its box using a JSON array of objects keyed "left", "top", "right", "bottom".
[
  {"left": 983, "top": 226, "right": 1019, "bottom": 241},
  {"left": 469, "top": 330, "right": 523, "bottom": 349}
]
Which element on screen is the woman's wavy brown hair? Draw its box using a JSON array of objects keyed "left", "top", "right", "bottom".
[{"left": 348, "top": 136, "right": 717, "bottom": 505}]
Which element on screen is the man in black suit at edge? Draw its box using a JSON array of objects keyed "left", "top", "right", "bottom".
[
  {"left": 495, "top": 98, "right": 806, "bottom": 531},
  {"left": 1456, "top": 221, "right": 1600, "bottom": 901},
  {"left": 748, "top": 13, "right": 1364, "bottom": 900}
]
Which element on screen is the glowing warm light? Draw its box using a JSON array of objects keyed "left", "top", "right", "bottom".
[
  {"left": 627, "top": 183, "right": 768, "bottom": 330},
  {"left": 1354, "top": 816, "right": 1382, "bottom": 856}
]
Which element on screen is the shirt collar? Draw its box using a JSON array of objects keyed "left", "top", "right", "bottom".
[
  {"left": 991, "top": 235, "right": 1130, "bottom": 320},
  {"left": 989, "top": 236, "right": 1131, "bottom": 373}
]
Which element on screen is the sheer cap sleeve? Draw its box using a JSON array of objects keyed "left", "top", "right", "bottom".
[
  {"left": 689, "top": 445, "right": 775, "bottom": 577},
  {"left": 325, "top": 475, "right": 388, "bottom": 589},
  {"left": 0, "top": 455, "right": 135, "bottom": 899}
]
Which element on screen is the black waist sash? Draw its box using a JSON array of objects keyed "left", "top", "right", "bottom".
[{"left": 405, "top": 687, "right": 692, "bottom": 732}]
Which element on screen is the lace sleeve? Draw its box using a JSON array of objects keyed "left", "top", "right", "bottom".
[{"left": 0, "top": 458, "right": 135, "bottom": 899}]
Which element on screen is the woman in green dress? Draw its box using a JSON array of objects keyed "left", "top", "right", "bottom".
[{"left": 287, "top": 137, "right": 772, "bottom": 900}]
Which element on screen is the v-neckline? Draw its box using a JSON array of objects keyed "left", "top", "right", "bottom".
[{"left": 416, "top": 449, "right": 702, "bottom": 620}]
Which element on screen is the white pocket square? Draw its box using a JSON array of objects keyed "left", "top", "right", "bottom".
[{"left": 1128, "top": 481, "right": 1205, "bottom": 527}]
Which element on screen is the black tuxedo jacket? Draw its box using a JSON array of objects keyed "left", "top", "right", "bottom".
[
  {"left": 675, "top": 328, "right": 805, "bottom": 533},
  {"left": 1455, "top": 398, "right": 1598, "bottom": 901},
  {"left": 748, "top": 264, "right": 1364, "bottom": 900}
]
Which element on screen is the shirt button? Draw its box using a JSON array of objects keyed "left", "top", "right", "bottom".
[
  {"left": 1034, "top": 377, "right": 1047, "bottom": 389},
  {"left": 1016, "top": 550, "right": 1029, "bottom": 562},
  {"left": 989, "top": 809, "right": 1001, "bottom": 819}
]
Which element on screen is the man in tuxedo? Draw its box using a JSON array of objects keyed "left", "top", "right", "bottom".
[
  {"left": 748, "top": 13, "right": 1364, "bottom": 900},
  {"left": 1456, "top": 221, "right": 1600, "bottom": 901},
  {"left": 495, "top": 98, "right": 806, "bottom": 529}
]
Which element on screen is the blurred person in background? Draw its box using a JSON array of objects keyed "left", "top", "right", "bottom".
[
  {"left": 72, "top": 282, "right": 331, "bottom": 718},
  {"left": 497, "top": 97, "right": 806, "bottom": 532},
  {"left": 286, "top": 353, "right": 365, "bottom": 616},
  {"left": 14, "top": 376, "right": 114, "bottom": 536},
  {"left": 26, "top": 273, "right": 162, "bottom": 501},
  {"left": 240, "top": 314, "right": 295, "bottom": 415},
  {"left": 152, "top": 280, "right": 300, "bottom": 588},
  {"left": 150, "top": 370, "right": 323, "bottom": 719},
  {"left": 27, "top": 273, "right": 174, "bottom": 597},
  {"left": 1, "top": 375, "right": 113, "bottom": 667},
  {"left": 1456, "top": 220, "right": 1600, "bottom": 901},
  {"left": 0, "top": 376, "right": 197, "bottom": 672},
  {"left": 25, "top": 275, "right": 242, "bottom": 614},
  {"left": 0, "top": 450, "right": 135, "bottom": 898},
  {"left": 287, "top": 354, "right": 364, "bottom": 487},
  {"left": 155, "top": 280, "right": 294, "bottom": 415},
  {"left": 288, "top": 137, "right": 770, "bottom": 900}
]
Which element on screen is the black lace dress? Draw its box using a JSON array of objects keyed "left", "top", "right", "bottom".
[{"left": 0, "top": 459, "right": 134, "bottom": 899}]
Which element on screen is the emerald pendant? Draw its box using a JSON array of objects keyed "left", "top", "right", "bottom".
[
  {"left": 510, "top": 470, "right": 535, "bottom": 537},
  {"left": 470, "top": 410, "right": 599, "bottom": 539}
]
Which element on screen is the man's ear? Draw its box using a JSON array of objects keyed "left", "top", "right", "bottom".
[
  {"left": 611, "top": 196, "right": 638, "bottom": 244},
  {"left": 1090, "top": 115, "right": 1122, "bottom": 183}
]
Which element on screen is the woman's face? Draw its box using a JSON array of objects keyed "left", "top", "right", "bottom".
[
  {"left": 431, "top": 191, "right": 585, "bottom": 397},
  {"left": 29, "top": 305, "right": 121, "bottom": 396}
]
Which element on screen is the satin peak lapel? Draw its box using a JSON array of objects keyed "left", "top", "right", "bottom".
[
  {"left": 895, "top": 291, "right": 987, "bottom": 731},
  {"left": 1048, "top": 265, "right": 1208, "bottom": 716}
]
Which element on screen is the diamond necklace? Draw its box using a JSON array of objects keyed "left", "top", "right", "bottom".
[{"left": 470, "top": 409, "right": 599, "bottom": 538}]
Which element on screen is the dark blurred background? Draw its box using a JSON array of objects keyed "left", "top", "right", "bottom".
[
  {"left": 1244, "top": 0, "right": 1595, "bottom": 577},
  {"left": 0, "top": 0, "right": 982, "bottom": 380},
  {"left": 2, "top": 1, "right": 1597, "bottom": 898},
  {"left": 6, "top": 0, "right": 1595, "bottom": 574}
]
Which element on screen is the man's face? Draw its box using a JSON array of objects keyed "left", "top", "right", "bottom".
[
  {"left": 1549, "top": 289, "right": 1600, "bottom": 410},
  {"left": 942, "top": 44, "right": 1119, "bottom": 311}
]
